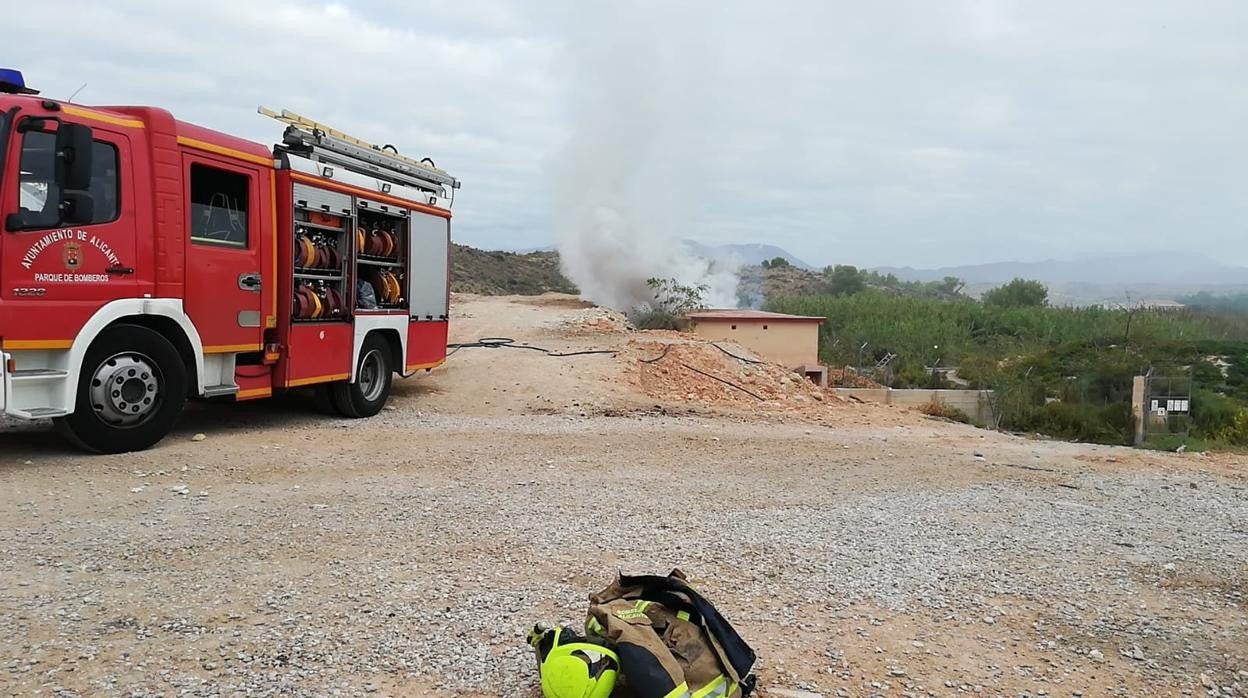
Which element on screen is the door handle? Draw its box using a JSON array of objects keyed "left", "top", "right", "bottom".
[
  {"left": 105, "top": 265, "right": 135, "bottom": 275},
  {"left": 238, "top": 272, "right": 262, "bottom": 292}
]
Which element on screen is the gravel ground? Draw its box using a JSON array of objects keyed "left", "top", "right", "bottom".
[{"left": 2, "top": 295, "right": 1246, "bottom": 697}]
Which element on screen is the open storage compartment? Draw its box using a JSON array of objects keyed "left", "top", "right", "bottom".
[
  {"left": 291, "top": 184, "right": 352, "bottom": 323},
  {"left": 354, "top": 198, "right": 408, "bottom": 312}
]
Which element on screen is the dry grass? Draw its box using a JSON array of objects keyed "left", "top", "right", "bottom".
[{"left": 918, "top": 397, "right": 972, "bottom": 423}]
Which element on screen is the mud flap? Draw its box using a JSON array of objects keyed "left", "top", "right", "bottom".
[{"left": 0, "top": 351, "right": 8, "bottom": 411}]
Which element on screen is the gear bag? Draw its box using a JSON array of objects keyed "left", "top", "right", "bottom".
[{"left": 584, "top": 569, "right": 757, "bottom": 698}]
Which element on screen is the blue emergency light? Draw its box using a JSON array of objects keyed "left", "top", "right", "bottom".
[{"left": 0, "top": 69, "right": 39, "bottom": 95}]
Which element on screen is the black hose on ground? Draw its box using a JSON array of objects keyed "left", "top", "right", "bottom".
[
  {"left": 710, "top": 341, "right": 764, "bottom": 365},
  {"left": 677, "top": 362, "right": 765, "bottom": 401},
  {"left": 638, "top": 345, "right": 673, "bottom": 364},
  {"left": 636, "top": 343, "right": 764, "bottom": 401},
  {"left": 446, "top": 337, "right": 617, "bottom": 358}
]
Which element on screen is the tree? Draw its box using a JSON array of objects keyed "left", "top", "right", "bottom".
[
  {"left": 631, "top": 277, "right": 709, "bottom": 329},
  {"left": 762, "top": 256, "right": 791, "bottom": 269},
  {"left": 918, "top": 276, "right": 966, "bottom": 299},
  {"left": 937, "top": 276, "right": 965, "bottom": 296},
  {"left": 647, "top": 277, "right": 708, "bottom": 313},
  {"left": 982, "top": 278, "right": 1048, "bottom": 308},
  {"left": 827, "top": 264, "right": 866, "bottom": 296}
]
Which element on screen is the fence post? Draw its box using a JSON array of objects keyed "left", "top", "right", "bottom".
[{"left": 1131, "top": 375, "right": 1147, "bottom": 445}]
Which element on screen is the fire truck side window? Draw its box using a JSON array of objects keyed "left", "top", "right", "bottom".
[
  {"left": 16, "top": 131, "right": 58, "bottom": 228},
  {"left": 15, "top": 130, "right": 119, "bottom": 229},
  {"left": 89, "top": 141, "right": 120, "bottom": 222},
  {"left": 189, "top": 164, "right": 249, "bottom": 247}
]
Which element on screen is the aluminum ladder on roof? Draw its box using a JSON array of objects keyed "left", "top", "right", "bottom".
[{"left": 258, "top": 106, "right": 460, "bottom": 198}]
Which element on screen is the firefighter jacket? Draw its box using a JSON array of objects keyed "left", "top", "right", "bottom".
[{"left": 585, "top": 569, "right": 757, "bottom": 698}]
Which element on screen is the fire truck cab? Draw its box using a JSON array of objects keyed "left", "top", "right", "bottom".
[{"left": 0, "top": 70, "right": 457, "bottom": 453}]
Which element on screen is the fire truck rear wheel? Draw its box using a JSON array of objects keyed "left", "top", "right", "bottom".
[
  {"left": 55, "top": 324, "right": 188, "bottom": 454},
  {"left": 312, "top": 384, "right": 339, "bottom": 415},
  {"left": 330, "top": 335, "right": 392, "bottom": 418}
]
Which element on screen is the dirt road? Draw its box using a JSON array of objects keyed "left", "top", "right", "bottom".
[{"left": 2, "top": 295, "right": 1245, "bottom": 697}]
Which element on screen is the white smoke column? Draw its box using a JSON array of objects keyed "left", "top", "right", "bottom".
[{"left": 550, "top": 2, "right": 739, "bottom": 312}]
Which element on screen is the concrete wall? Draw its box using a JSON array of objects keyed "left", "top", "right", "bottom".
[
  {"left": 836, "top": 388, "right": 994, "bottom": 423},
  {"left": 690, "top": 320, "right": 819, "bottom": 367}
]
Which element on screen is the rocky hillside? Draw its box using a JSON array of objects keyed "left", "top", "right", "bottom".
[
  {"left": 736, "top": 265, "right": 829, "bottom": 307},
  {"left": 450, "top": 244, "right": 577, "bottom": 295},
  {"left": 451, "top": 243, "right": 824, "bottom": 302},
  {"left": 449, "top": 244, "right": 961, "bottom": 304}
]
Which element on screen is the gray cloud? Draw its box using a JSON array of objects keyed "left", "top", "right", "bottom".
[{"left": 11, "top": 0, "right": 1247, "bottom": 267}]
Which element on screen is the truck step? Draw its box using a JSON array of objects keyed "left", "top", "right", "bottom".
[
  {"left": 202, "top": 384, "right": 239, "bottom": 398},
  {"left": 10, "top": 368, "right": 69, "bottom": 382},
  {"left": 23, "top": 407, "right": 70, "bottom": 418}
]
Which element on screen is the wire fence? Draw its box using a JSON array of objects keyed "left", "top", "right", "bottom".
[{"left": 1143, "top": 370, "right": 1193, "bottom": 440}]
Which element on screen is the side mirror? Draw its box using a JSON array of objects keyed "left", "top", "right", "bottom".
[
  {"left": 60, "top": 190, "right": 95, "bottom": 225},
  {"left": 54, "top": 122, "right": 93, "bottom": 191}
]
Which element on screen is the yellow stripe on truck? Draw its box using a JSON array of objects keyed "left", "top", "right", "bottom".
[
  {"left": 2, "top": 339, "right": 73, "bottom": 350},
  {"left": 62, "top": 105, "right": 146, "bottom": 129},
  {"left": 177, "top": 136, "right": 274, "bottom": 167},
  {"left": 203, "top": 344, "right": 262, "bottom": 354},
  {"left": 286, "top": 373, "right": 349, "bottom": 388},
  {"left": 235, "top": 387, "right": 272, "bottom": 400}
]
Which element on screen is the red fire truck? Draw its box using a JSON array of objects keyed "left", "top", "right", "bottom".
[{"left": 0, "top": 70, "right": 458, "bottom": 453}]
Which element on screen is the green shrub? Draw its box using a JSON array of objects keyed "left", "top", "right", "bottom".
[
  {"left": 632, "top": 309, "right": 684, "bottom": 331},
  {"left": 1192, "top": 389, "right": 1241, "bottom": 439},
  {"left": 1007, "top": 401, "right": 1134, "bottom": 445},
  {"left": 769, "top": 291, "right": 1248, "bottom": 449},
  {"left": 982, "top": 278, "right": 1049, "bottom": 308},
  {"left": 769, "top": 292, "right": 1248, "bottom": 377},
  {"left": 1217, "top": 411, "right": 1248, "bottom": 445}
]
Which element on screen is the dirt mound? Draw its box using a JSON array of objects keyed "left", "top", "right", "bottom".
[
  {"left": 552, "top": 305, "right": 634, "bottom": 336},
  {"left": 515, "top": 294, "right": 596, "bottom": 309},
  {"left": 626, "top": 337, "right": 846, "bottom": 411}
]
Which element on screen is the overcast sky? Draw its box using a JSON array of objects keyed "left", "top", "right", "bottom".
[{"left": 11, "top": 1, "right": 1248, "bottom": 268}]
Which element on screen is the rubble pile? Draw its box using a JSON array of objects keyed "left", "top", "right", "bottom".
[
  {"left": 627, "top": 338, "right": 847, "bottom": 411},
  {"left": 556, "top": 305, "right": 634, "bottom": 336}
]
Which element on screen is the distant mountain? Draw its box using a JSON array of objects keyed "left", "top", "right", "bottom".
[
  {"left": 682, "top": 240, "right": 814, "bottom": 270},
  {"left": 499, "top": 241, "right": 812, "bottom": 270},
  {"left": 875, "top": 251, "right": 1248, "bottom": 286}
]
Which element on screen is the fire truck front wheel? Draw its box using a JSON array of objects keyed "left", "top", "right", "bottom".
[
  {"left": 55, "top": 324, "right": 188, "bottom": 454},
  {"left": 330, "top": 334, "right": 393, "bottom": 418}
]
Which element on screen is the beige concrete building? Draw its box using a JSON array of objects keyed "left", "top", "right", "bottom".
[{"left": 686, "top": 309, "right": 824, "bottom": 370}]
